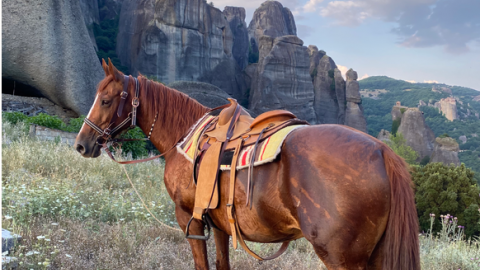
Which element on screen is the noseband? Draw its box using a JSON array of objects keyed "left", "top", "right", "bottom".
[{"left": 84, "top": 75, "right": 140, "bottom": 145}]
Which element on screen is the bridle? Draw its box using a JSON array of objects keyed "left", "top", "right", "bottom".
[
  {"left": 84, "top": 75, "right": 141, "bottom": 146},
  {"left": 82, "top": 75, "right": 231, "bottom": 165}
]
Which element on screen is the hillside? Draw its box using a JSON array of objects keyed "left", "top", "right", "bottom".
[{"left": 360, "top": 76, "right": 480, "bottom": 176}]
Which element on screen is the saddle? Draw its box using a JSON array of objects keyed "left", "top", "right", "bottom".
[{"left": 185, "top": 98, "right": 308, "bottom": 260}]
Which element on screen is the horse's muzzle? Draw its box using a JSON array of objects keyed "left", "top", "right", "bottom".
[{"left": 74, "top": 137, "right": 101, "bottom": 158}]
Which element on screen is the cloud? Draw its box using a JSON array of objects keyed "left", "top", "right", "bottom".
[
  {"left": 424, "top": 80, "right": 439, "bottom": 84},
  {"left": 302, "top": 0, "right": 325, "bottom": 13},
  {"left": 337, "top": 65, "right": 349, "bottom": 79},
  {"left": 309, "top": 0, "right": 480, "bottom": 53},
  {"left": 405, "top": 80, "right": 417, "bottom": 83},
  {"left": 359, "top": 74, "right": 370, "bottom": 80}
]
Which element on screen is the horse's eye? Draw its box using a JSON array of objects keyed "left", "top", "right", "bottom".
[{"left": 101, "top": 100, "right": 110, "bottom": 106}]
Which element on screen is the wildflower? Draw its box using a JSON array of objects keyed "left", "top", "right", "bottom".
[
  {"left": 4, "top": 215, "right": 12, "bottom": 220},
  {"left": 37, "top": 235, "right": 45, "bottom": 240},
  {"left": 65, "top": 254, "right": 72, "bottom": 258},
  {"left": 51, "top": 223, "right": 58, "bottom": 226}
]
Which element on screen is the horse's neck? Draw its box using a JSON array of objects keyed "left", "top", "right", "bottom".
[{"left": 135, "top": 79, "right": 209, "bottom": 155}]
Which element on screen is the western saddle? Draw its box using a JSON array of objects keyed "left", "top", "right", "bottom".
[{"left": 185, "top": 98, "right": 308, "bottom": 260}]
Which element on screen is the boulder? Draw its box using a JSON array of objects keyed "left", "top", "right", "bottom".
[
  {"left": 459, "top": 135, "right": 467, "bottom": 144},
  {"left": 248, "top": 35, "right": 316, "bottom": 123},
  {"left": 2, "top": 0, "right": 104, "bottom": 115},
  {"left": 430, "top": 137, "right": 460, "bottom": 166},
  {"left": 247, "top": 1, "right": 296, "bottom": 56},
  {"left": 116, "top": 0, "right": 245, "bottom": 102},
  {"left": 224, "top": 7, "right": 249, "bottom": 70},
  {"left": 397, "top": 108, "right": 435, "bottom": 160}
]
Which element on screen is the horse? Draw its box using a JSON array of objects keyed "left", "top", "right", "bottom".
[{"left": 74, "top": 59, "right": 420, "bottom": 270}]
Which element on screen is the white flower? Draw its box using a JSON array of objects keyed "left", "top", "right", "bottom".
[
  {"left": 37, "top": 236, "right": 45, "bottom": 240},
  {"left": 51, "top": 223, "right": 59, "bottom": 226},
  {"left": 45, "top": 239, "right": 51, "bottom": 242},
  {"left": 4, "top": 215, "right": 12, "bottom": 220},
  {"left": 65, "top": 254, "right": 72, "bottom": 258}
]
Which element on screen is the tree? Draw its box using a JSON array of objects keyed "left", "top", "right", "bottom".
[
  {"left": 412, "top": 163, "right": 480, "bottom": 237},
  {"left": 386, "top": 133, "right": 418, "bottom": 164}
]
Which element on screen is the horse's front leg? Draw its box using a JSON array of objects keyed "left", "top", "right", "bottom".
[
  {"left": 176, "top": 206, "right": 209, "bottom": 270},
  {"left": 214, "top": 228, "right": 230, "bottom": 270}
]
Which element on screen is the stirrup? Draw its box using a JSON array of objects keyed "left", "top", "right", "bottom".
[{"left": 185, "top": 215, "right": 211, "bottom": 240}]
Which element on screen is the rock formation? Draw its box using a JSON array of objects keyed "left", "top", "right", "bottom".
[
  {"left": 430, "top": 137, "right": 461, "bottom": 166},
  {"left": 344, "top": 69, "right": 367, "bottom": 132},
  {"left": 116, "top": 0, "right": 246, "bottom": 102},
  {"left": 2, "top": 0, "right": 104, "bottom": 115},
  {"left": 312, "top": 55, "right": 341, "bottom": 124},
  {"left": 435, "top": 97, "right": 458, "bottom": 121},
  {"left": 248, "top": 35, "right": 317, "bottom": 123},
  {"left": 377, "top": 129, "right": 391, "bottom": 143},
  {"left": 474, "top": 95, "right": 480, "bottom": 102},
  {"left": 247, "top": 1, "right": 296, "bottom": 56},
  {"left": 224, "top": 7, "right": 249, "bottom": 70},
  {"left": 459, "top": 135, "right": 467, "bottom": 144},
  {"left": 80, "top": 0, "right": 100, "bottom": 51},
  {"left": 391, "top": 101, "right": 408, "bottom": 121},
  {"left": 432, "top": 85, "right": 452, "bottom": 95},
  {"left": 397, "top": 108, "right": 435, "bottom": 160}
]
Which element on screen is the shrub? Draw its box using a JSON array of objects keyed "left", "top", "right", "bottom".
[
  {"left": 412, "top": 163, "right": 480, "bottom": 237},
  {"left": 400, "top": 108, "right": 406, "bottom": 114},
  {"left": 2, "top": 111, "right": 28, "bottom": 124},
  {"left": 391, "top": 118, "right": 401, "bottom": 135},
  {"left": 387, "top": 133, "right": 418, "bottom": 164},
  {"left": 419, "top": 155, "right": 430, "bottom": 166}
]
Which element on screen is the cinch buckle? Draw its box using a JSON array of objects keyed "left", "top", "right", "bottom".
[{"left": 132, "top": 98, "right": 139, "bottom": 108}]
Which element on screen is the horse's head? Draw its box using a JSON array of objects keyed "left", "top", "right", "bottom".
[{"left": 74, "top": 59, "right": 136, "bottom": 158}]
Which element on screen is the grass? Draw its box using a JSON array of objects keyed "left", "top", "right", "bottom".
[{"left": 2, "top": 121, "right": 480, "bottom": 269}]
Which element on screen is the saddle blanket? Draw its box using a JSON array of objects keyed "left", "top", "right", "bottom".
[{"left": 177, "top": 114, "right": 306, "bottom": 170}]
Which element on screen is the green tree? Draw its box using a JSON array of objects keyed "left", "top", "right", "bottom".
[
  {"left": 386, "top": 133, "right": 418, "bottom": 164},
  {"left": 412, "top": 163, "right": 480, "bottom": 237}
]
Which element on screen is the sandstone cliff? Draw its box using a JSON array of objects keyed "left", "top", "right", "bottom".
[
  {"left": 248, "top": 35, "right": 316, "bottom": 123},
  {"left": 116, "top": 0, "right": 246, "bottom": 102},
  {"left": 435, "top": 97, "right": 458, "bottom": 121},
  {"left": 2, "top": 0, "right": 104, "bottom": 115},
  {"left": 397, "top": 108, "right": 435, "bottom": 160},
  {"left": 430, "top": 137, "right": 461, "bottom": 166},
  {"left": 247, "top": 1, "right": 296, "bottom": 57},
  {"left": 344, "top": 69, "right": 367, "bottom": 132}
]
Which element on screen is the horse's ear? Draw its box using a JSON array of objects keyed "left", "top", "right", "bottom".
[
  {"left": 101, "top": 59, "right": 109, "bottom": 76},
  {"left": 108, "top": 58, "right": 124, "bottom": 81}
]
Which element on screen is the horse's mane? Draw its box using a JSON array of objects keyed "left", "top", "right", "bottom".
[{"left": 137, "top": 76, "right": 209, "bottom": 142}]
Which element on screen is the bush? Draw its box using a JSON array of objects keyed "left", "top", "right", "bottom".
[
  {"left": 391, "top": 119, "right": 401, "bottom": 136},
  {"left": 2, "top": 111, "right": 28, "bottom": 124},
  {"left": 387, "top": 133, "right": 418, "bottom": 164},
  {"left": 113, "top": 127, "right": 148, "bottom": 159},
  {"left": 419, "top": 155, "right": 430, "bottom": 166},
  {"left": 413, "top": 163, "right": 480, "bottom": 237}
]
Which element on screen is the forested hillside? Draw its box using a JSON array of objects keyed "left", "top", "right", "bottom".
[{"left": 360, "top": 76, "right": 480, "bottom": 177}]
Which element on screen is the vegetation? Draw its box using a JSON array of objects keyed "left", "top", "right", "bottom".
[
  {"left": 360, "top": 76, "right": 480, "bottom": 182},
  {"left": 2, "top": 112, "right": 149, "bottom": 159},
  {"left": 3, "top": 122, "right": 480, "bottom": 269},
  {"left": 412, "top": 163, "right": 480, "bottom": 237},
  {"left": 386, "top": 133, "right": 418, "bottom": 164}
]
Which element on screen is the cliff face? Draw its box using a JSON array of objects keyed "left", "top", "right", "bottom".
[
  {"left": 397, "top": 108, "right": 435, "bottom": 160},
  {"left": 436, "top": 97, "right": 458, "bottom": 121},
  {"left": 79, "top": 0, "right": 100, "bottom": 50},
  {"left": 249, "top": 35, "right": 317, "bottom": 123},
  {"left": 2, "top": 0, "right": 104, "bottom": 115},
  {"left": 116, "top": 0, "right": 246, "bottom": 100},
  {"left": 430, "top": 137, "right": 461, "bottom": 166},
  {"left": 224, "top": 7, "right": 249, "bottom": 71},
  {"left": 247, "top": 1, "right": 296, "bottom": 56}
]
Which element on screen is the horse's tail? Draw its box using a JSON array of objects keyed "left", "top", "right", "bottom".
[{"left": 381, "top": 144, "right": 420, "bottom": 270}]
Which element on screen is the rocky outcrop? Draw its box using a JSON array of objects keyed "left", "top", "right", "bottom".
[
  {"left": 116, "top": 0, "right": 245, "bottom": 102},
  {"left": 80, "top": 0, "right": 100, "bottom": 51},
  {"left": 312, "top": 55, "right": 342, "bottom": 124},
  {"left": 459, "top": 135, "right": 467, "bottom": 144},
  {"left": 248, "top": 35, "right": 316, "bottom": 123},
  {"left": 248, "top": 1, "right": 296, "bottom": 56},
  {"left": 474, "top": 95, "right": 480, "bottom": 102},
  {"left": 2, "top": 0, "right": 104, "bottom": 115},
  {"left": 377, "top": 129, "right": 391, "bottom": 143},
  {"left": 430, "top": 137, "right": 460, "bottom": 166},
  {"left": 435, "top": 97, "right": 458, "bottom": 121},
  {"left": 391, "top": 101, "right": 408, "bottom": 121},
  {"left": 344, "top": 69, "right": 367, "bottom": 132},
  {"left": 224, "top": 7, "right": 249, "bottom": 70},
  {"left": 397, "top": 108, "right": 435, "bottom": 160}
]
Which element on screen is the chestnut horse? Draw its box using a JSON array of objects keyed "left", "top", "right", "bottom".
[{"left": 74, "top": 59, "right": 419, "bottom": 270}]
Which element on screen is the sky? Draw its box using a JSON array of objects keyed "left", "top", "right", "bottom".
[{"left": 212, "top": 0, "right": 480, "bottom": 91}]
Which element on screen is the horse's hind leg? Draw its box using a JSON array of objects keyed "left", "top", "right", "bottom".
[
  {"left": 213, "top": 228, "right": 230, "bottom": 270},
  {"left": 175, "top": 207, "right": 209, "bottom": 270}
]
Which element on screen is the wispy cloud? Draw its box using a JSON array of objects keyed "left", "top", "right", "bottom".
[
  {"left": 359, "top": 74, "right": 370, "bottom": 80},
  {"left": 337, "top": 65, "right": 349, "bottom": 79},
  {"left": 424, "top": 80, "right": 439, "bottom": 84},
  {"left": 405, "top": 80, "right": 417, "bottom": 83}
]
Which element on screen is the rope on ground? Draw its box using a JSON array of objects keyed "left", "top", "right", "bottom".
[{"left": 121, "top": 164, "right": 183, "bottom": 232}]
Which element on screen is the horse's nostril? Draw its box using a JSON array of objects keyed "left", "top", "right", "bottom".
[{"left": 75, "top": 143, "right": 86, "bottom": 154}]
